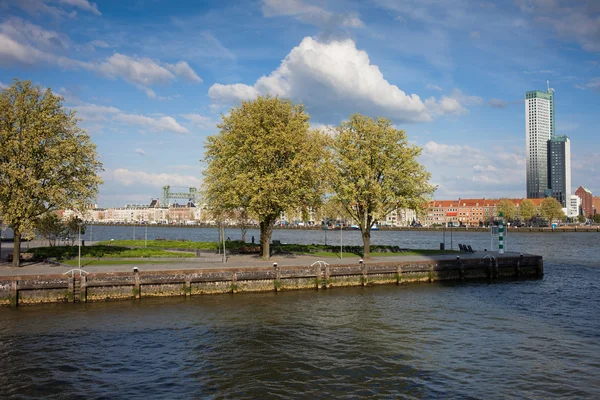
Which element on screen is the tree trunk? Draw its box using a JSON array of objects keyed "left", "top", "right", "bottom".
[
  {"left": 361, "top": 228, "right": 371, "bottom": 259},
  {"left": 260, "top": 220, "right": 274, "bottom": 260},
  {"left": 13, "top": 231, "right": 21, "bottom": 267},
  {"left": 241, "top": 227, "right": 247, "bottom": 243}
]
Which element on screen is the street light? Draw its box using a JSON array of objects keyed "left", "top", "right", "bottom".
[{"left": 78, "top": 218, "right": 82, "bottom": 269}]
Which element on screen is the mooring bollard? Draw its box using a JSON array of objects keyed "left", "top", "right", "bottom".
[
  {"left": 359, "top": 259, "right": 367, "bottom": 286},
  {"left": 133, "top": 267, "right": 140, "bottom": 299}
]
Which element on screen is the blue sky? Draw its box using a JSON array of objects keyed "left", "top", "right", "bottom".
[{"left": 1, "top": 0, "right": 599, "bottom": 207}]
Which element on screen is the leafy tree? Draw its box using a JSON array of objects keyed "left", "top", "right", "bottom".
[
  {"left": 0, "top": 80, "right": 102, "bottom": 266},
  {"left": 497, "top": 199, "right": 516, "bottom": 221},
  {"left": 539, "top": 197, "right": 565, "bottom": 223},
  {"left": 578, "top": 214, "right": 586, "bottom": 223},
  {"left": 519, "top": 199, "right": 538, "bottom": 223},
  {"left": 65, "top": 216, "right": 86, "bottom": 245},
  {"left": 203, "top": 96, "right": 328, "bottom": 259},
  {"left": 329, "top": 114, "right": 435, "bottom": 259},
  {"left": 593, "top": 214, "right": 600, "bottom": 224},
  {"left": 36, "top": 213, "right": 65, "bottom": 246}
]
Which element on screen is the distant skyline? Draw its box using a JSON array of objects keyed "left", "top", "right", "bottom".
[{"left": 1, "top": 0, "right": 599, "bottom": 207}]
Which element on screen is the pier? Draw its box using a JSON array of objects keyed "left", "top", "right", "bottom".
[{"left": 0, "top": 252, "right": 543, "bottom": 306}]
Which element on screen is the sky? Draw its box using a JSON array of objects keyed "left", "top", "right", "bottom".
[{"left": 1, "top": 0, "right": 599, "bottom": 207}]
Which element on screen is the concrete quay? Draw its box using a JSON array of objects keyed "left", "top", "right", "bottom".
[{"left": 0, "top": 251, "right": 543, "bottom": 306}]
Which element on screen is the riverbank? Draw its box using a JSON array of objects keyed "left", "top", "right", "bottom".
[{"left": 0, "top": 251, "right": 542, "bottom": 306}]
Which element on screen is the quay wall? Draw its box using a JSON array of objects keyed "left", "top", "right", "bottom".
[{"left": 0, "top": 255, "right": 543, "bottom": 306}]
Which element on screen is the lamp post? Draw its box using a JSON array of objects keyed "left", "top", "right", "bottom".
[
  {"left": 78, "top": 219, "right": 81, "bottom": 269},
  {"left": 145, "top": 222, "right": 148, "bottom": 248}
]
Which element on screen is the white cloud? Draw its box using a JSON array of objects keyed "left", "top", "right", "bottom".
[
  {"left": 180, "top": 113, "right": 214, "bottom": 128},
  {"left": 105, "top": 168, "right": 202, "bottom": 188},
  {"left": 59, "top": 0, "right": 101, "bottom": 15},
  {"left": 165, "top": 61, "right": 203, "bottom": 83},
  {"left": 209, "top": 83, "right": 260, "bottom": 103},
  {"left": 72, "top": 102, "right": 188, "bottom": 134},
  {"left": 73, "top": 103, "right": 121, "bottom": 122},
  {"left": 576, "top": 77, "right": 600, "bottom": 91},
  {"left": 421, "top": 140, "right": 526, "bottom": 196},
  {"left": 88, "top": 39, "right": 110, "bottom": 49},
  {"left": 261, "top": 0, "right": 363, "bottom": 28},
  {"left": 489, "top": 98, "right": 508, "bottom": 108},
  {"left": 95, "top": 53, "right": 175, "bottom": 86},
  {"left": 114, "top": 113, "right": 189, "bottom": 134},
  {"left": 425, "top": 83, "right": 442, "bottom": 91},
  {"left": 0, "top": 82, "right": 7, "bottom": 89},
  {"left": 94, "top": 53, "right": 202, "bottom": 96},
  {"left": 135, "top": 148, "right": 146, "bottom": 156},
  {"left": 209, "top": 37, "right": 478, "bottom": 123},
  {"left": 0, "top": 20, "right": 200, "bottom": 95},
  {"left": 470, "top": 31, "right": 481, "bottom": 39}
]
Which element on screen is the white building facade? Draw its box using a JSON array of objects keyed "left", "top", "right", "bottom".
[{"left": 525, "top": 88, "right": 554, "bottom": 199}]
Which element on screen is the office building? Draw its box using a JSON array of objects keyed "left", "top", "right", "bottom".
[
  {"left": 525, "top": 83, "right": 554, "bottom": 199},
  {"left": 547, "top": 135, "right": 571, "bottom": 207}
]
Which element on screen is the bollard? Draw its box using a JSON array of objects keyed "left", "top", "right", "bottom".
[
  {"left": 133, "top": 267, "right": 141, "bottom": 299},
  {"left": 359, "top": 259, "right": 367, "bottom": 286}
]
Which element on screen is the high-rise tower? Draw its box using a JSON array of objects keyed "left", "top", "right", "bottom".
[
  {"left": 525, "top": 85, "right": 554, "bottom": 199},
  {"left": 547, "top": 135, "right": 571, "bottom": 207}
]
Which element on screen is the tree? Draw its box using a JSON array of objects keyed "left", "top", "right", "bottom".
[
  {"left": 578, "top": 214, "right": 586, "bottom": 223},
  {"left": 65, "top": 216, "right": 86, "bottom": 245},
  {"left": 0, "top": 80, "right": 103, "bottom": 266},
  {"left": 329, "top": 114, "right": 435, "bottom": 259},
  {"left": 519, "top": 199, "right": 537, "bottom": 223},
  {"left": 593, "top": 213, "right": 600, "bottom": 223},
  {"left": 497, "top": 199, "right": 516, "bottom": 221},
  {"left": 36, "top": 213, "right": 65, "bottom": 246},
  {"left": 539, "top": 197, "right": 565, "bottom": 223},
  {"left": 203, "top": 96, "right": 328, "bottom": 259}
]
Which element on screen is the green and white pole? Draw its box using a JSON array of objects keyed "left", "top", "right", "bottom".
[{"left": 498, "top": 212, "right": 504, "bottom": 254}]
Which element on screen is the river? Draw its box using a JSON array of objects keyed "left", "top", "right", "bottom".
[{"left": 1, "top": 228, "right": 599, "bottom": 398}]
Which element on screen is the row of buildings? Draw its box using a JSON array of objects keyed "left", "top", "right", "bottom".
[{"left": 62, "top": 189, "right": 599, "bottom": 229}]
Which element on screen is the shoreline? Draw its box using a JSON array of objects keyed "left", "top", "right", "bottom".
[{"left": 0, "top": 251, "right": 543, "bottom": 306}]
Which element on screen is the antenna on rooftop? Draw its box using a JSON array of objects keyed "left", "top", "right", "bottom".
[{"left": 547, "top": 80, "right": 554, "bottom": 93}]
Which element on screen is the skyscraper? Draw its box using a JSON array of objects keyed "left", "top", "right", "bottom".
[
  {"left": 525, "top": 83, "right": 554, "bottom": 199},
  {"left": 547, "top": 135, "right": 571, "bottom": 207}
]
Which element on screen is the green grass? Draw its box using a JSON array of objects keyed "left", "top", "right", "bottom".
[
  {"left": 62, "top": 259, "right": 179, "bottom": 267},
  {"left": 27, "top": 245, "right": 195, "bottom": 261},
  {"left": 97, "top": 239, "right": 247, "bottom": 251}
]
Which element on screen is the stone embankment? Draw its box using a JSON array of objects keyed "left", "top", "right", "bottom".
[{"left": 0, "top": 252, "right": 542, "bottom": 306}]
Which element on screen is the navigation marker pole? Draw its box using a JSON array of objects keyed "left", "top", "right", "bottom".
[{"left": 498, "top": 212, "right": 504, "bottom": 254}]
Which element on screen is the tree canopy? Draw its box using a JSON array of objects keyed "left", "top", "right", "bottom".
[
  {"left": 202, "top": 95, "right": 328, "bottom": 259},
  {"left": 329, "top": 114, "right": 435, "bottom": 258},
  {"left": 497, "top": 199, "right": 516, "bottom": 221},
  {"left": 539, "top": 197, "right": 565, "bottom": 223},
  {"left": 519, "top": 199, "right": 538, "bottom": 222},
  {"left": 0, "top": 79, "right": 103, "bottom": 266}
]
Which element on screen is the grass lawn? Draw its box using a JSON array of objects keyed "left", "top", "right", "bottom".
[
  {"left": 27, "top": 245, "right": 195, "bottom": 261},
  {"left": 97, "top": 239, "right": 243, "bottom": 251},
  {"left": 62, "top": 259, "right": 179, "bottom": 267}
]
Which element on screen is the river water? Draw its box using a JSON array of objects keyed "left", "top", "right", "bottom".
[{"left": 1, "top": 228, "right": 599, "bottom": 398}]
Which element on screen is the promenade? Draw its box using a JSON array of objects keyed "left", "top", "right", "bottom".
[{"left": 0, "top": 245, "right": 529, "bottom": 277}]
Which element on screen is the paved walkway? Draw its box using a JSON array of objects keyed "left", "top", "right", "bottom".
[{"left": 0, "top": 248, "right": 526, "bottom": 277}]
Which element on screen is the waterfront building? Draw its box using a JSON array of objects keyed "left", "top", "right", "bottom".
[
  {"left": 593, "top": 196, "right": 600, "bottom": 216},
  {"left": 525, "top": 84, "right": 554, "bottom": 199},
  {"left": 567, "top": 195, "right": 581, "bottom": 219},
  {"left": 575, "top": 186, "right": 593, "bottom": 217},
  {"left": 547, "top": 135, "right": 571, "bottom": 207}
]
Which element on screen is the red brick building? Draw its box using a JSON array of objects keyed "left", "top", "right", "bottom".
[{"left": 575, "top": 186, "right": 593, "bottom": 217}]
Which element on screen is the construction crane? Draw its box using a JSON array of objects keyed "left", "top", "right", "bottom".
[{"left": 161, "top": 186, "right": 199, "bottom": 207}]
